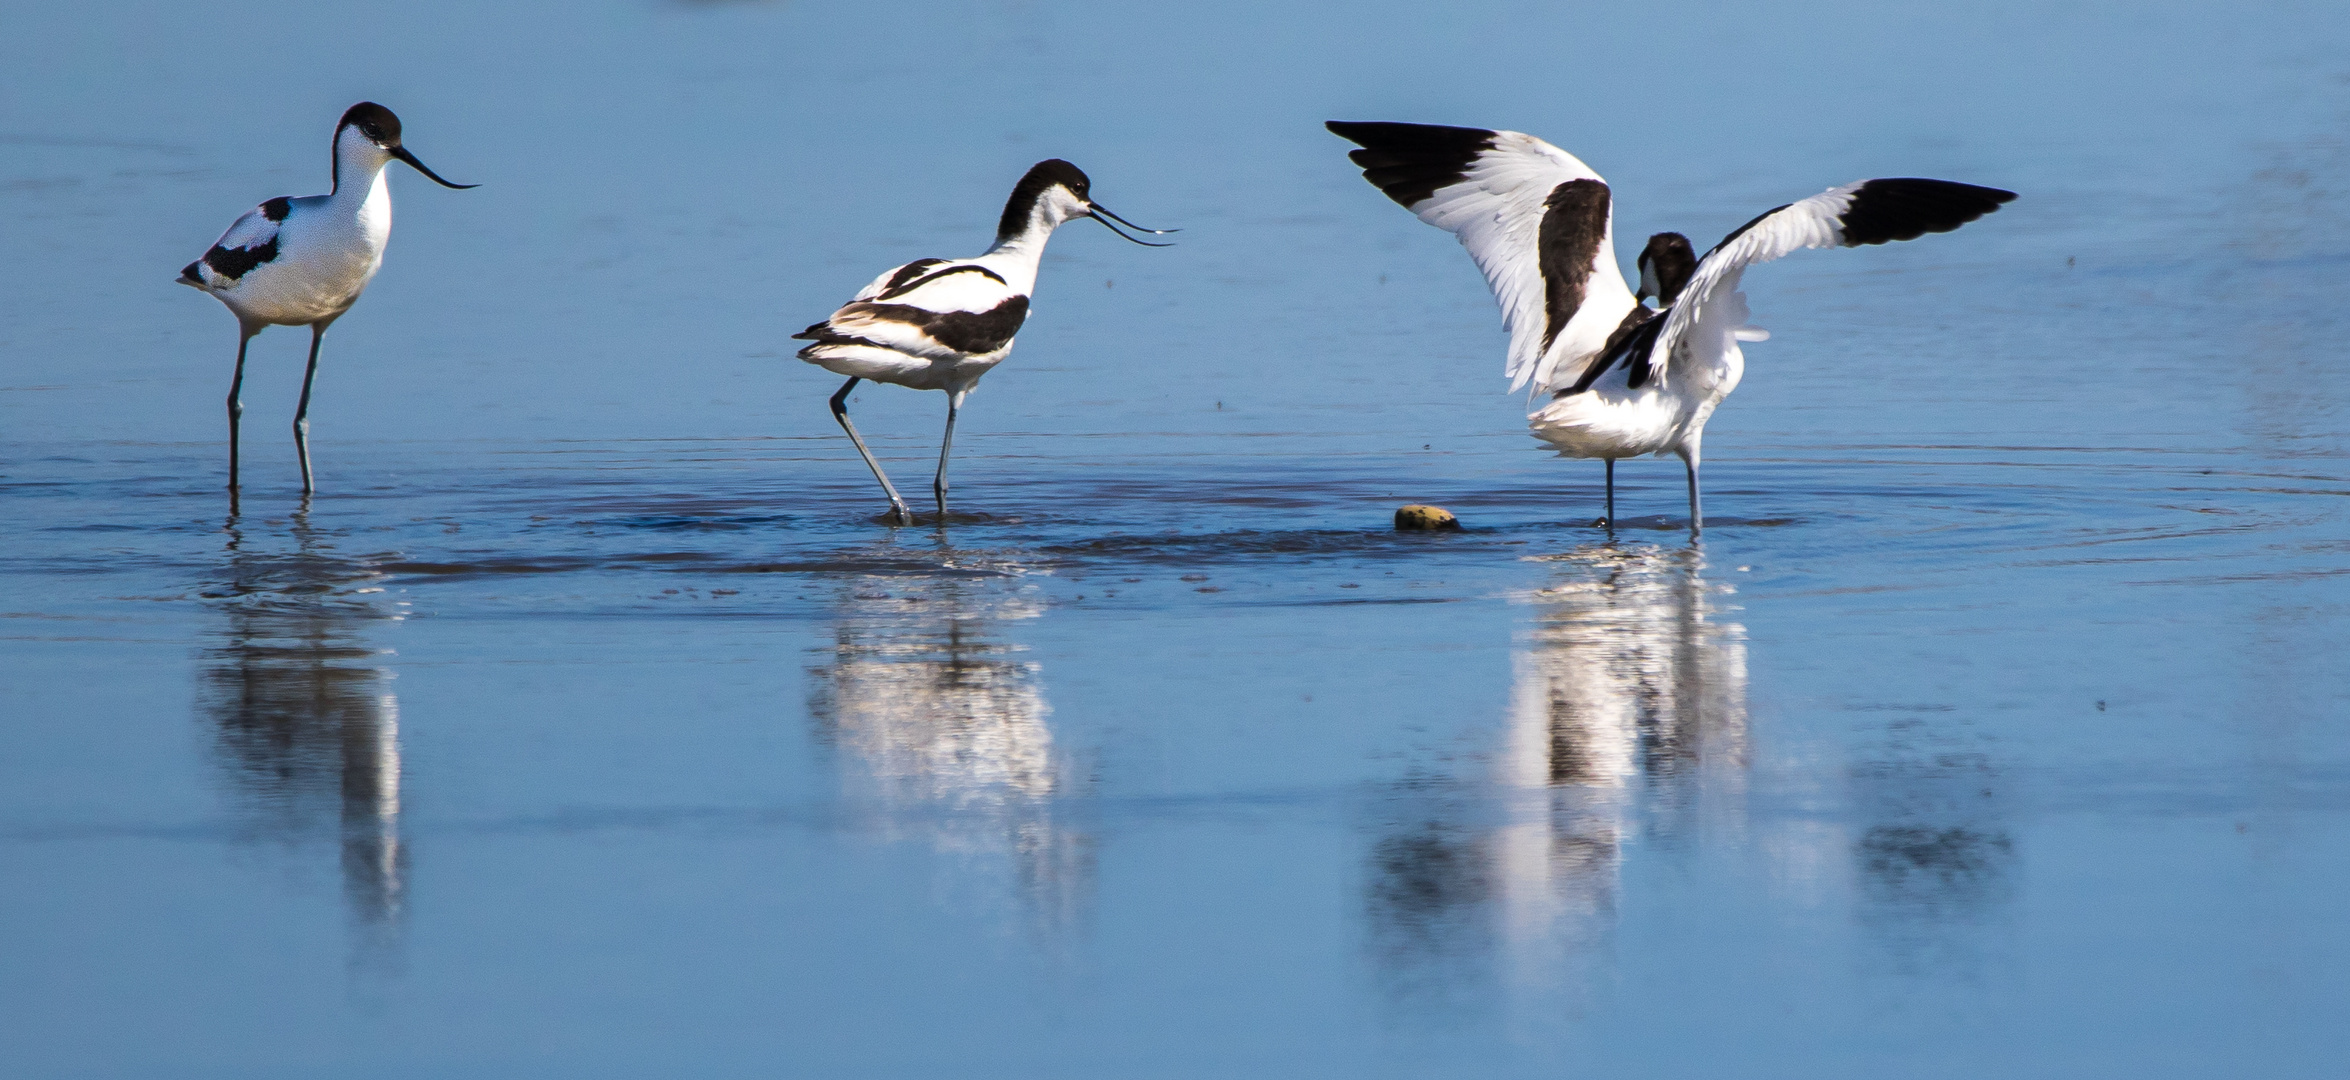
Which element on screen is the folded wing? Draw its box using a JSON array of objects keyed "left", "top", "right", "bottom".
[
  {"left": 183, "top": 197, "right": 292, "bottom": 287},
  {"left": 796, "top": 261, "right": 1028, "bottom": 361},
  {"left": 1326, "top": 121, "right": 1639, "bottom": 393},
  {"left": 1653, "top": 178, "right": 2016, "bottom": 386}
]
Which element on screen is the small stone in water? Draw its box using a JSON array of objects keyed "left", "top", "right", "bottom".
[{"left": 1394, "top": 505, "right": 1460, "bottom": 531}]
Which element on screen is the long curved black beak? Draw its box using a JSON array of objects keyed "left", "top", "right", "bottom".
[
  {"left": 1086, "top": 202, "right": 1175, "bottom": 246},
  {"left": 391, "top": 145, "right": 479, "bottom": 189}
]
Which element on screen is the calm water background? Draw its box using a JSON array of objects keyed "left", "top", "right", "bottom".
[{"left": 4, "top": 1, "right": 2348, "bottom": 1076}]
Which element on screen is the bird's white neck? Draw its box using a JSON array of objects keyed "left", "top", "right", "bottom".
[
  {"left": 980, "top": 216, "right": 1060, "bottom": 294},
  {"left": 329, "top": 126, "right": 395, "bottom": 201},
  {"left": 324, "top": 131, "right": 394, "bottom": 251}
]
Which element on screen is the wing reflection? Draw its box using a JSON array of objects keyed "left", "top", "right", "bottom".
[
  {"left": 200, "top": 516, "right": 404, "bottom": 965},
  {"left": 1369, "top": 545, "right": 1748, "bottom": 987},
  {"left": 807, "top": 567, "right": 1089, "bottom": 932}
]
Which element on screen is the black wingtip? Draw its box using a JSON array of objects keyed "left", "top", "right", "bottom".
[
  {"left": 1323, "top": 121, "right": 1498, "bottom": 210},
  {"left": 1839, "top": 179, "right": 2019, "bottom": 247},
  {"left": 1324, "top": 120, "right": 1494, "bottom": 145}
]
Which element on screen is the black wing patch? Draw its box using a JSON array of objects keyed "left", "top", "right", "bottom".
[
  {"left": 1537, "top": 179, "right": 1610, "bottom": 353},
  {"left": 1326, "top": 121, "right": 1497, "bottom": 210},
  {"left": 878, "top": 258, "right": 948, "bottom": 294},
  {"left": 875, "top": 263, "right": 1009, "bottom": 301},
  {"left": 793, "top": 296, "right": 1031, "bottom": 357},
  {"left": 260, "top": 196, "right": 292, "bottom": 222},
  {"left": 201, "top": 236, "right": 280, "bottom": 282},
  {"left": 1560, "top": 306, "right": 1665, "bottom": 396},
  {"left": 792, "top": 331, "right": 890, "bottom": 357},
  {"left": 1622, "top": 319, "right": 1666, "bottom": 390},
  {"left": 1835, "top": 179, "right": 2016, "bottom": 246}
]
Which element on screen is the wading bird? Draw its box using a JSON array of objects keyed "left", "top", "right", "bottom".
[
  {"left": 1327, "top": 121, "right": 2013, "bottom": 535},
  {"left": 179, "top": 102, "right": 476, "bottom": 500},
  {"left": 795, "top": 159, "right": 1171, "bottom": 525}
]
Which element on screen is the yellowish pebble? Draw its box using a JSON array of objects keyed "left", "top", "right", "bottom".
[{"left": 1393, "top": 504, "right": 1460, "bottom": 531}]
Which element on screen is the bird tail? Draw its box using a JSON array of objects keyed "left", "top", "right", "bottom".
[{"left": 1527, "top": 389, "right": 1680, "bottom": 460}]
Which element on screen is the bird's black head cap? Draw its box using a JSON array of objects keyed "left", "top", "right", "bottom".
[
  {"left": 1637, "top": 232, "right": 1698, "bottom": 306},
  {"left": 998, "top": 159, "right": 1092, "bottom": 240},
  {"left": 338, "top": 102, "right": 403, "bottom": 147}
]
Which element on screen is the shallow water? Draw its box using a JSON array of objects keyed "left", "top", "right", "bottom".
[{"left": 5, "top": 1, "right": 2350, "bottom": 1076}]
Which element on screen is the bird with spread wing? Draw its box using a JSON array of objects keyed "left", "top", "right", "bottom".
[{"left": 1328, "top": 121, "right": 2013, "bottom": 535}]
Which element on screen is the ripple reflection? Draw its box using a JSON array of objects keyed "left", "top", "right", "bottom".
[{"left": 1850, "top": 735, "right": 2017, "bottom": 976}]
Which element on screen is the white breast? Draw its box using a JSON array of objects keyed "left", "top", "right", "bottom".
[{"left": 219, "top": 173, "right": 392, "bottom": 326}]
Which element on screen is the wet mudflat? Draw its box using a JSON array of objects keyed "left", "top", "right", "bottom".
[{"left": 5, "top": 1, "right": 2349, "bottom": 1077}]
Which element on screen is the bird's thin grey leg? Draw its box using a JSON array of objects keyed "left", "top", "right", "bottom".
[
  {"left": 227, "top": 324, "right": 258, "bottom": 497},
  {"left": 1603, "top": 458, "right": 1616, "bottom": 526},
  {"left": 933, "top": 391, "right": 963, "bottom": 518},
  {"left": 829, "top": 377, "right": 913, "bottom": 525},
  {"left": 293, "top": 323, "right": 326, "bottom": 495},
  {"left": 1683, "top": 454, "right": 1703, "bottom": 539}
]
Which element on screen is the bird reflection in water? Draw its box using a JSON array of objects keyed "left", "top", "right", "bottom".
[
  {"left": 807, "top": 562, "right": 1090, "bottom": 935},
  {"left": 1368, "top": 544, "right": 1747, "bottom": 991},
  {"left": 201, "top": 513, "right": 405, "bottom": 969}
]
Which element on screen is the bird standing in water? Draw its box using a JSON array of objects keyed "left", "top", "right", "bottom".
[
  {"left": 179, "top": 102, "right": 476, "bottom": 501},
  {"left": 1327, "top": 121, "right": 2012, "bottom": 535},
  {"left": 795, "top": 159, "right": 1171, "bottom": 525}
]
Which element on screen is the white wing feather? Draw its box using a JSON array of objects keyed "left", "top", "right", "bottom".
[
  {"left": 1651, "top": 175, "right": 2015, "bottom": 385},
  {"left": 849, "top": 259, "right": 943, "bottom": 302},
  {"left": 1650, "top": 184, "right": 1862, "bottom": 387},
  {"left": 212, "top": 206, "right": 282, "bottom": 252},
  {"left": 1402, "top": 132, "right": 1637, "bottom": 392},
  {"left": 818, "top": 308, "right": 961, "bottom": 360},
  {"left": 862, "top": 267, "right": 1015, "bottom": 315}
]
